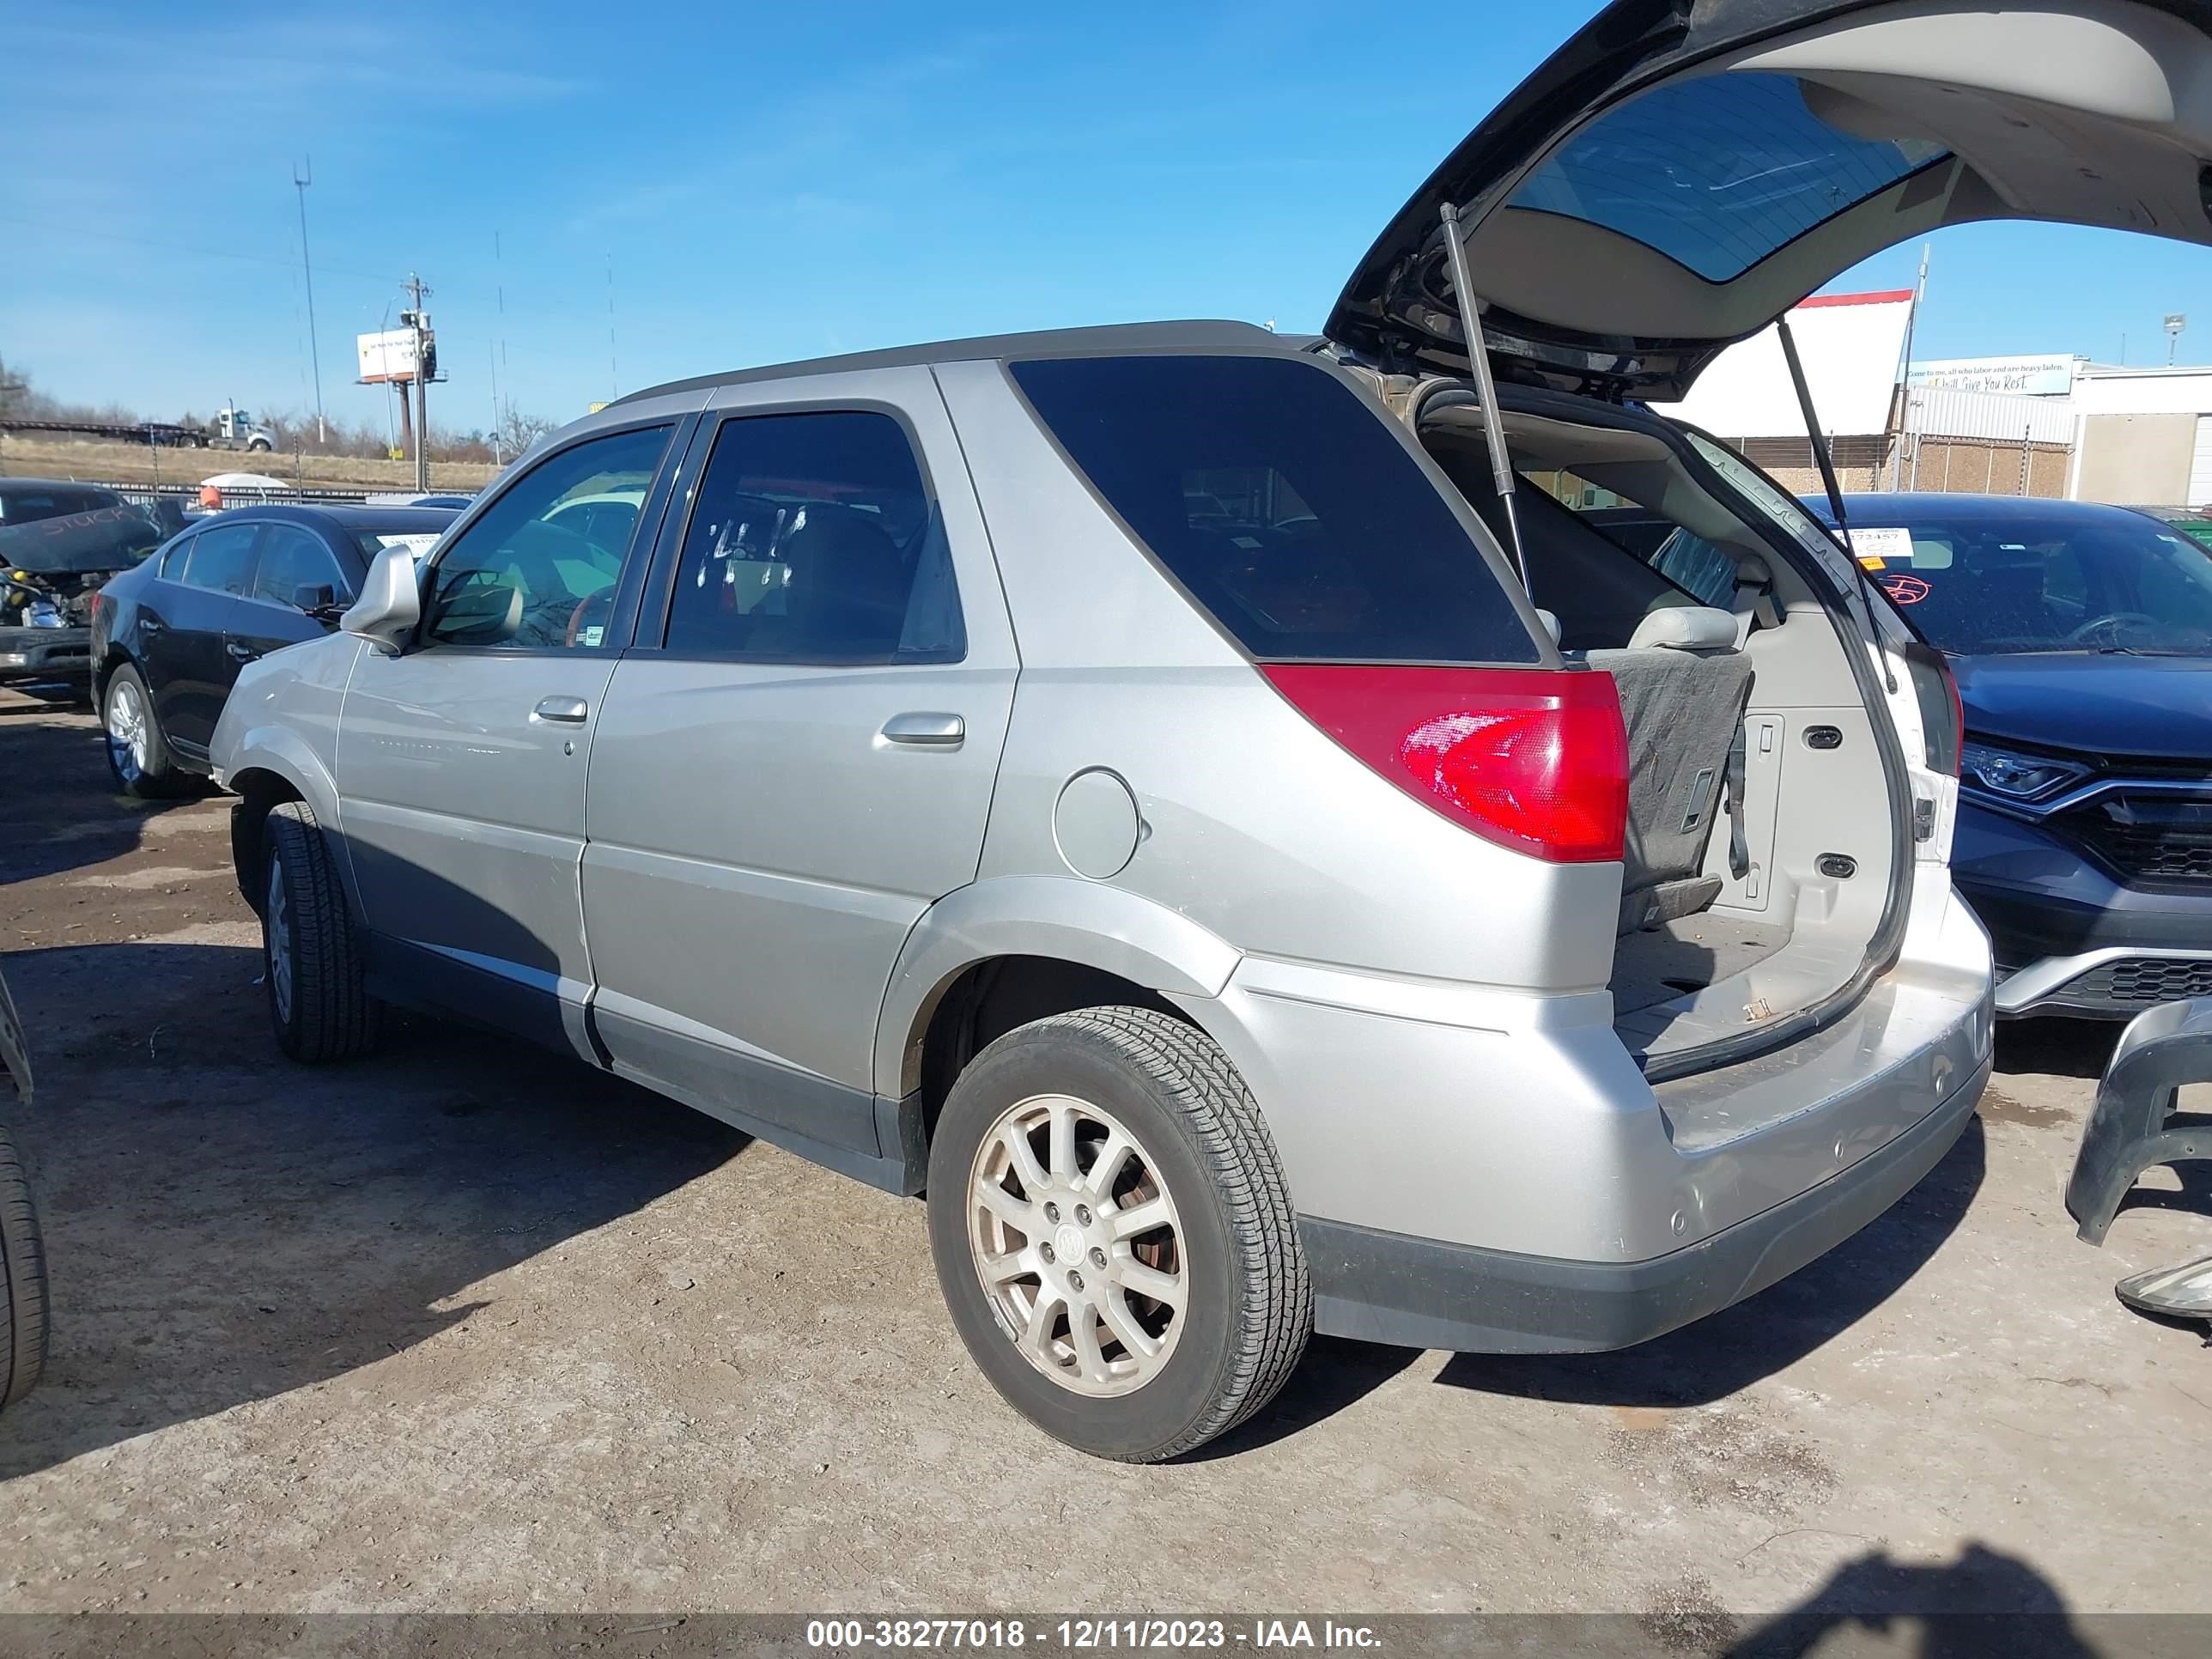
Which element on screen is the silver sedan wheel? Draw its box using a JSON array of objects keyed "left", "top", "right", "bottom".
[
  {"left": 106, "top": 678, "right": 148, "bottom": 785},
  {"left": 966, "top": 1092, "right": 1187, "bottom": 1397},
  {"left": 265, "top": 857, "right": 294, "bottom": 1027}
]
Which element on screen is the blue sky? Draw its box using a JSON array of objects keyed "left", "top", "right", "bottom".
[{"left": 9, "top": 1, "right": 2209, "bottom": 433}]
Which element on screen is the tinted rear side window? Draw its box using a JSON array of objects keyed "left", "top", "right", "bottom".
[
  {"left": 663, "top": 410, "right": 963, "bottom": 663},
  {"left": 1011, "top": 355, "right": 1537, "bottom": 665}
]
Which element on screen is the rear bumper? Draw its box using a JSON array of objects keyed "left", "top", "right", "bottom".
[
  {"left": 0, "top": 625, "right": 91, "bottom": 680},
  {"left": 1301, "top": 1051, "right": 1985, "bottom": 1352},
  {"left": 1178, "top": 874, "right": 1990, "bottom": 1351}
]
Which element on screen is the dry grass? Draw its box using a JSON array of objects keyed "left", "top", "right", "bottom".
[{"left": 0, "top": 433, "right": 502, "bottom": 494}]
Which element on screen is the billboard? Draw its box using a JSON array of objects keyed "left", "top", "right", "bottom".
[
  {"left": 358, "top": 328, "right": 431, "bottom": 384},
  {"left": 1908, "top": 355, "right": 2080, "bottom": 396}
]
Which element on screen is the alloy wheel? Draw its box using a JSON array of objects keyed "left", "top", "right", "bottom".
[
  {"left": 106, "top": 680, "right": 147, "bottom": 785},
  {"left": 965, "top": 1092, "right": 1187, "bottom": 1397},
  {"left": 265, "top": 858, "right": 294, "bottom": 1026}
]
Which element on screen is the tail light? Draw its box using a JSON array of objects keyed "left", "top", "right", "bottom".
[
  {"left": 1899, "top": 641, "right": 1962, "bottom": 775},
  {"left": 1263, "top": 665, "right": 1628, "bottom": 863}
]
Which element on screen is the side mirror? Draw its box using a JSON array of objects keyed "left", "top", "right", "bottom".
[
  {"left": 425, "top": 581, "right": 523, "bottom": 647},
  {"left": 291, "top": 581, "right": 341, "bottom": 619},
  {"left": 339, "top": 544, "right": 422, "bottom": 653}
]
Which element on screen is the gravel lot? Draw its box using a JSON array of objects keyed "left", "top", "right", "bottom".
[{"left": 2, "top": 690, "right": 2207, "bottom": 1632}]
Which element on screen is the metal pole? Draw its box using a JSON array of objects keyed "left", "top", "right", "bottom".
[
  {"left": 293, "top": 160, "right": 325, "bottom": 445},
  {"left": 1437, "top": 200, "right": 1528, "bottom": 590},
  {"left": 407, "top": 272, "right": 431, "bottom": 492},
  {"left": 415, "top": 371, "right": 430, "bottom": 493},
  {"left": 1892, "top": 243, "right": 1929, "bottom": 491}
]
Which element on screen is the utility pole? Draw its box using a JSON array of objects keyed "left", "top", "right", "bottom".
[
  {"left": 1891, "top": 242, "right": 1929, "bottom": 490},
  {"left": 293, "top": 159, "right": 325, "bottom": 444},
  {"left": 606, "top": 251, "right": 619, "bottom": 401},
  {"left": 404, "top": 271, "right": 432, "bottom": 491},
  {"left": 494, "top": 228, "right": 512, "bottom": 459}
]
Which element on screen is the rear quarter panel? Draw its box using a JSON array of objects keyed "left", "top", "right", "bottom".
[{"left": 929, "top": 356, "right": 1620, "bottom": 993}]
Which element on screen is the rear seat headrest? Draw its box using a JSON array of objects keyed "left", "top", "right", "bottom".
[{"left": 1627, "top": 605, "right": 1738, "bottom": 652}]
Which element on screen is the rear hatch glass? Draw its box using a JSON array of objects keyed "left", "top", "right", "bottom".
[{"left": 1010, "top": 354, "right": 1539, "bottom": 665}]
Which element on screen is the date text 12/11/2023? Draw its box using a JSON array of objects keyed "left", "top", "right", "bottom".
[{"left": 803, "top": 1619, "right": 1383, "bottom": 1650}]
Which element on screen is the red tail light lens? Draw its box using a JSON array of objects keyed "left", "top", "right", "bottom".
[{"left": 1264, "top": 665, "right": 1628, "bottom": 864}]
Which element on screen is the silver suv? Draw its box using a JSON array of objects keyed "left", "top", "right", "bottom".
[{"left": 208, "top": 0, "right": 2212, "bottom": 1458}]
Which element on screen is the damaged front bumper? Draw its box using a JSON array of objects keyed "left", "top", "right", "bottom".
[
  {"left": 0, "top": 624, "right": 92, "bottom": 681},
  {"left": 2067, "top": 996, "right": 2212, "bottom": 1245}
]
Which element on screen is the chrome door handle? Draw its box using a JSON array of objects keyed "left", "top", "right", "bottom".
[
  {"left": 879, "top": 712, "right": 964, "bottom": 748},
  {"left": 225, "top": 641, "right": 258, "bottom": 662},
  {"left": 532, "top": 696, "right": 590, "bottom": 724}
]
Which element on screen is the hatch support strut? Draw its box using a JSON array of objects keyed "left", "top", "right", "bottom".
[
  {"left": 1777, "top": 313, "right": 1898, "bottom": 690},
  {"left": 1438, "top": 201, "right": 1530, "bottom": 591},
  {"left": 1776, "top": 314, "right": 1849, "bottom": 536}
]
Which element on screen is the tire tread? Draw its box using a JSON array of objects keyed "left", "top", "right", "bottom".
[
  {"left": 0, "top": 1122, "right": 50, "bottom": 1413},
  {"left": 968, "top": 1006, "right": 1311, "bottom": 1462},
  {"left": 264, "top": 801, "right": 380, "bottom": 1062}
]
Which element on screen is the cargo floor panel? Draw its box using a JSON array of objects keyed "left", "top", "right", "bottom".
[{"left": 1609, "top": 914, "right": 1792, "bottom": 1018}]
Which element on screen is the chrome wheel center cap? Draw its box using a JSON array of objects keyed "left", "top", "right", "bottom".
[{"left": 1053, "top": 1223, "right": 1085, "bottom": 1267}]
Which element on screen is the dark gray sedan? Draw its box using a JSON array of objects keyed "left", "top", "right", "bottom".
[{"left": 92, "top": 503, "right": 455, "bottom": 796}]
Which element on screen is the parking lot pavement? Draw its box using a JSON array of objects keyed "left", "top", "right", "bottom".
[{"left": 2, "top": 690, "right": 2208, "bottom": 1626}]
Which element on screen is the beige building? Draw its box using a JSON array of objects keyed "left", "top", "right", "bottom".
[{"left": 1660, "top": 313, "right": 2212, "bottom": 505}]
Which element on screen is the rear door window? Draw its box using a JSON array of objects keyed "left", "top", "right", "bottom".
[
  {"left": 662, "top": 410, "right": 963, "bottom": 663},
  {"left": 1011, "top": 355, "right": 1537, "bottom": 665},
  {"left": 179, "top": 521, "right": 261, "bottom": 596}
]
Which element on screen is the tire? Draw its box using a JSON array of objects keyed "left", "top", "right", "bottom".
[
  {"left": 102, "top": 662, "right": 191, "bottom": 799},
  {"left": 0, "top": 1119, "right": 50, "bottom": 1414},
  {"left": 927, "top": 1006, "right": 1310, "bottom": 1462},
  {"left": 261, "top": 800, "right": 380, "bottom": 1063},
  {"left": 248, "top": 437, "right": 272, "bottom": 453}
]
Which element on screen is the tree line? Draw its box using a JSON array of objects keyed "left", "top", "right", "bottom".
[{"left": 0, "top": 350, "right": 559, "bottom": 465}]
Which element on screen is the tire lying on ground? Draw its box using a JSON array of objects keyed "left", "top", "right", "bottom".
[
  {"left": 926, "top": 1006, "right": 1311, "bottom": 1462},
  {"left": 0, "top": 1120, "right": 49, "bottom": 1414}
]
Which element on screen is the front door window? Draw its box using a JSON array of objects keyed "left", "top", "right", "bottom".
[{"left": 422, "top": 425, "right": 672, "bottom": 650}]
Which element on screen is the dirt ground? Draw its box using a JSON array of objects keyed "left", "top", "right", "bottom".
[
  {"left": 0, "top": 435, "right": 501, "bottom": 495},
  {"left": 1, "top": 689, "right": 2207, "bottom": 1631}
]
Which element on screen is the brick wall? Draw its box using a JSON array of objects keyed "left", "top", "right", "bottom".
[{"left": 1719, "top": 435, "right": 2070, "bottom": 498}]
